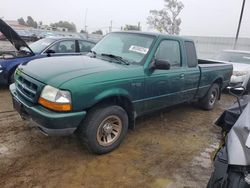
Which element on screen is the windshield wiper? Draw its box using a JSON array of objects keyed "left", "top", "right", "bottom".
[{"left": 101, "top": 53, "right": 130, "bottom": 65}]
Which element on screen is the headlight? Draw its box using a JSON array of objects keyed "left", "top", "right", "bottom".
[
  {"left": 38, "top": 85, "right": 72, "bottom": 111},
  {"left": 233, "top": 71, "right": 248, "bottom": 76}
]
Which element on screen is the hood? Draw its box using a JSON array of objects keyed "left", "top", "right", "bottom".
[
  {"left": 0, "top": 19, "right": 34, "bottom": 54},
  {"left": 18, "top": 55, "right": 128, "bottom": 87}
]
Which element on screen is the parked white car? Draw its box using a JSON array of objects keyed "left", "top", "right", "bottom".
[{"left": 213, "top": 50, "right": 250, "bottom": 92}]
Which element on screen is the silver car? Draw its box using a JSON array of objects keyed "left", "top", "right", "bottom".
[{"left": 215, "top": 50, "right": 250, "bottom": 92}]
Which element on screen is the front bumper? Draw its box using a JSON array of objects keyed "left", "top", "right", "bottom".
[{"left": 10, "top": 84, "right": 86, "bottom": 136}]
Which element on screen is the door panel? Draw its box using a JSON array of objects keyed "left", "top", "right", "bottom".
[
  {"left": 182, "top": 41, "right": 200, "bottom": 101},
  {"left": 182, "top": 67, "right": 200, "bottom": 101},
  {"left": 144, "top": 68, "right": 186, "bottom": 112},
  {"left": 143, "top": 39, "right": 185, "bottom": 113}
]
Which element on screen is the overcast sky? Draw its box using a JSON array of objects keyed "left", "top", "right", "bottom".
[{"left": 1, "top": 0, "right": 249, "bottom": 37}]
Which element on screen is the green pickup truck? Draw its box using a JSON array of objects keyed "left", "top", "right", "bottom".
[{"left": 10, "top": 31, "right": 233, "bottom": 154}]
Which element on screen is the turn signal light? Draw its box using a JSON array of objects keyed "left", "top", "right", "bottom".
[{"left": 38, "top": 97, "right": 72, "bottom": 112}]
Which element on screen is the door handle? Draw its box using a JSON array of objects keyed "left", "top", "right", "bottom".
[{"left": 179, "top": 73, "right": 185, "bottom": 79}]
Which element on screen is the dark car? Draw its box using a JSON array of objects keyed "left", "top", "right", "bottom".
[
  {"left": 15, "top": 29, "right": 38, "bottom": 42},
  {"left": 0, "top": 19, "right": 96, "bottom": 85}
]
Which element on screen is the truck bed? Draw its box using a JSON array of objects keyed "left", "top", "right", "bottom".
[
  {"left": 195, "top": 59, "right": 233, "bottom": 99},
  {"left": 198, "top": 59, "right": 230, "bottom": 67}
]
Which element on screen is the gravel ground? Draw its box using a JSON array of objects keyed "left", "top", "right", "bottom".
[{"left": 0, "top": 83, "right": 234, "bottom": 188}]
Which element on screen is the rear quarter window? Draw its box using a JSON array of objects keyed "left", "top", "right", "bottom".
[{"left": 185, "top": 41, "right": 197, "bottom": 68}]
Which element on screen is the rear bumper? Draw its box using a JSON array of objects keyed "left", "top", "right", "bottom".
[{"left": 10, "top": 84, "right": 86, "bottom": 136}]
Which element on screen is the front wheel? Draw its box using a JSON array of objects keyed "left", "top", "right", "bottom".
[
  {"left": 77, "top": 105, "right": 128, "bottom": 154},
  {"left": 199, "top": 83, "right": 220, "bottom": 110}
]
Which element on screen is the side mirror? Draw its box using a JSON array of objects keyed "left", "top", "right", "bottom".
[
  {"left": 45, "top": 49, "right": 55, "bottom": 57},
  {"left": 229, "top": 86, "right": 245, "bottom": 97},
  {"left": 151, "top": 59, "right": 171, "bottom": 70}
]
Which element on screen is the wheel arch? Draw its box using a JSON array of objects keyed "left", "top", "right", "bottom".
[{"left": 90, "top": 94, "right": 135, "bottom": 130}]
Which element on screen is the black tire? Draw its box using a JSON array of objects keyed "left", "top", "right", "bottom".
[
  {"left": 77, "top": 105, "right": 128, "bottom": 154},
  {"left": 199, "top": 83, "right": 220, "bottom": 110}
]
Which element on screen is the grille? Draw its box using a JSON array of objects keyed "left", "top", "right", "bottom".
[{"left": 16, "top": 75, "right": 38, "bottom": 103}]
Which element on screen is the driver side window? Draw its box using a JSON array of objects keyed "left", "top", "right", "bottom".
[
  {"left": 48, "top": 40, "right": 76, "bottom": 53},
  {"left": 155, "top": 40, "right": 181, "bottom": 67}
]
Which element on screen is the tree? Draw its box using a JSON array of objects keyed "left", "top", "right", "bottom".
[
  {"left": 92, "top": 30, "right": 103, "bottom": 35},
  {"left": 26, "top": 16, "right": 38, "bottom": 28},
  {"left": 124, "top": 24, "right": 141, "bottom": 31},
  {"left": 147, "top": 0, "right": 184, "bottom": 35},
  {"left": 17, "top": 17, "right": 26, "bottom": 26},
  {"left": 80, "top": 30, "right": 87, "bottom": 34},
  {"left": 50, "top": 21, "right": 76, "bottom": 32}
]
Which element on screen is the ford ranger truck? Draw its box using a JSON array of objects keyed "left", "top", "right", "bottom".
[{"left": 10, "top": 31, "right": 233, "bottom": 154}]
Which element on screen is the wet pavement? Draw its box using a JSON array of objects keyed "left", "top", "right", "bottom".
[{"left": 0, "top": 84, "right": 235, "bottom": 188}]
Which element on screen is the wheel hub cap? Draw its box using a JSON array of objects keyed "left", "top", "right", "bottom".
[
  {"left": 97, "top": 115, "right": 122, "bottom": 147},
  {"left": 210, "top": 92, "right": 216, "bottom": 104},
  {"left": 103, "top": 123, "right": 113, "bottom": 135}
]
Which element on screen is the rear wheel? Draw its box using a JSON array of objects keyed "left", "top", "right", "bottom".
[
  {"left": 77, "top": 105, "right": 128, "bottom": 154},
  {"left": 199, "top": 83, "right": 220, "bottom": 110}
]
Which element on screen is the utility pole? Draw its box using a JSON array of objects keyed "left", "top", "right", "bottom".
[
  {"left": 84, "top": 8, "right": 88, "bottom": 33},
  {"left": 109, "top": 20, "right": 112, "bottom": 33},
  {"left": 233, "top": 0, "right": 246, "bottom": 49}
]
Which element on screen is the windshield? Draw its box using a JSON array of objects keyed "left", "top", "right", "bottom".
[
  {"left": 92, "top": 32, "right": 155, "bottom": 63},
  {"left": 29, "top": 38, "right": 56, "bottom": 54},
  {"left": 216, "top": 51, "right": 250, "bottom": 64}
]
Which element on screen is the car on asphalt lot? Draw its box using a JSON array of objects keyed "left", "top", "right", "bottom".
[
  {"left": 10, "top": 31, "right": 233, "bottom": 154},
  {"left": 212, "top": 50, "right": 250, "bottom": 92},
  {"left": 15, "top": 29, "right": 38, "bottom": 42},
  {"left": 0, "top": 19, "right": 96, "bottom": 85}
]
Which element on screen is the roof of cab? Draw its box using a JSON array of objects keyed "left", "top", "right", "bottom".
[
  {"left": 112, "top": 31, "right": 193, "bottom": 42},
  {"left": 45, "top": 36, "right": 96, "bottom": 43}
]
